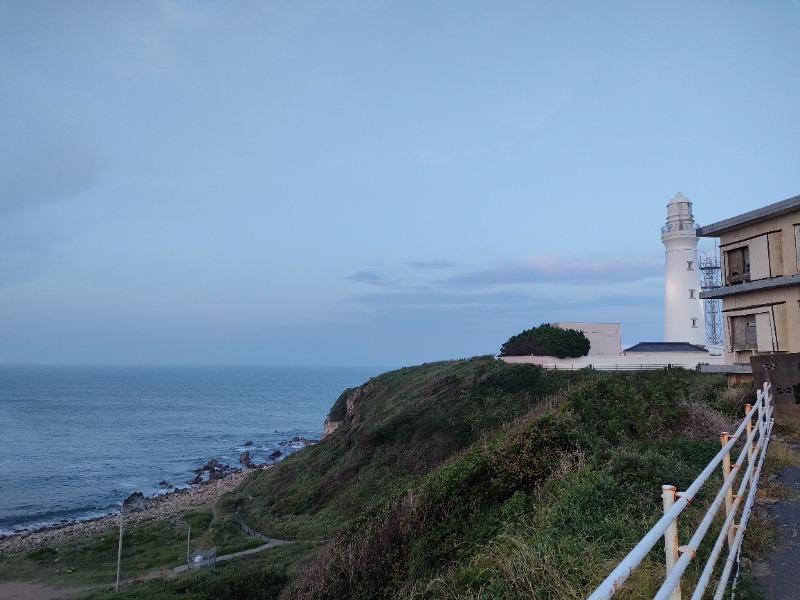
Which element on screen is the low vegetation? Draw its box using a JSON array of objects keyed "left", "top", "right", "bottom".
[{"left": 4, "top": 358, "right": 767, "bottom": 599}]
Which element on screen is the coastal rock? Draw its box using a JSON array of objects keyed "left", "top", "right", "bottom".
[
  {"left": 123, "top": 492, "right": 146, "bottom": 513},
  {"left": 159, "top": 480, "right": 172, "bottom": 489},
  {"left": 322, "top": 381, "right": 373, "bottom": 438},
  {"left": 243, "top": 440, "right": 253, "bottom": 446},
  {"left": 239, "top": 451, "right": 251, "bottom": 465},
  {"left": 323, "top": 419, "right": 341, "bottom": 437},
  {"left": 187, "top": 474, "right": 203, "bottom": 485},
  {"left": 269, "top": 449, "right": 282, "bottom": 459},
  {"left": 202, "top": 458, "right": 221, "bottom": 472}
]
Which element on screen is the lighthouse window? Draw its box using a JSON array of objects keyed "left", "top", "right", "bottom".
[
  {"left": 687, "top": 261, "right": 694, "bottom": 271},
  {"left": 691, "top": 318, "right": 698, "bottom": 328},
  {"left": 689, "top": 289, "right": 696, "bottom": 299}
]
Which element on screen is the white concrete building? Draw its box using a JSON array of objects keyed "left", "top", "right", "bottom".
[
  {"left": 553, "top": 322, "right": 620, "bottom": 356},
  {"left": 661, "top": 192, "right": 705, "bottom": 345}
]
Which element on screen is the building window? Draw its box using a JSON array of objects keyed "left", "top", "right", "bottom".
[
  {"left": 795, "top": 224, "right": 800, "bottom": 271},
  {"left": 691, "top": 318, "right": 698, "bottom": 328},
  {"left": 689, "top": 289, "right": 696, "bottom": 299},
  {"left": 730, "top": 314, "right": 757, "bottom": 350},
  {"left": 687, "top": 261, "right": 694, "bottom": 271},
  {"left": 725, "top": 246, "right": 750, "bottom": 285}
]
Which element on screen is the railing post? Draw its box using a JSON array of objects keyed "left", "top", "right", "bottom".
[
  {"left": 662, "top": 485, "right": 681, "bottom": 600},
  {"left": 720, "top": 432, "right": 735, "bottom": 549},
  {"left": 744, "top": 404, "right": 753, "bottom": 466}
]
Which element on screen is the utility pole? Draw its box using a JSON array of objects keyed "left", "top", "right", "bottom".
[{"left": 115, "top": 504, "right": 124, "bottom": 594}]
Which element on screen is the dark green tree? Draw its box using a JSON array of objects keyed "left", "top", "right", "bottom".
[{"left": 499, "top": 323, "right": 591, "bottom": 358}]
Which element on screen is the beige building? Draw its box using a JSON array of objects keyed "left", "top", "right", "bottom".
[
  {"left": 697, "top": 194, "right": 800, "bottom": 364},
  {"left": 553, "top": 322, "right": 620, "bottom": 356}
]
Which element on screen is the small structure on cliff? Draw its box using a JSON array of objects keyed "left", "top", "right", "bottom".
[{"left": 188, "top": 548, "right": 217, "bottom": 570}]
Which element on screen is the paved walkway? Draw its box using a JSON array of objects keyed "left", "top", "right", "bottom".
[
  {"left": 173, "top": 537, "right": 289, "bottom": 573},
  {"left": 751, "top": 439, "right": 800, "bottom": 599}
]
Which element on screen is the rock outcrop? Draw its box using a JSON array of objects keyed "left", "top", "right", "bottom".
[
  {"left": 322, "top": 381, "right": 373, "bottom": 438},
  {"left": 122, "top": 492, "right": 146, "bottom": 513}
]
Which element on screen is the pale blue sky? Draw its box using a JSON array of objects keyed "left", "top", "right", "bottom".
[{"left": 1, "top": 1, "right": 798, "bottom": 366}]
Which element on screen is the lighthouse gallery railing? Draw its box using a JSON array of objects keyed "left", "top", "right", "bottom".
[{"left": 587, "top": 382, "right": 774, "bottom": 600}]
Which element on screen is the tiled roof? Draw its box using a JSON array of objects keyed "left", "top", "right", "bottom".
[{"left": 624, "top": 342, "right": 708, "bottom": 353}]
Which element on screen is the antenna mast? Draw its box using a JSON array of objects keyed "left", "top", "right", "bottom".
[{"left": 699, "top": 252, "right": 723, "bottom": 345}]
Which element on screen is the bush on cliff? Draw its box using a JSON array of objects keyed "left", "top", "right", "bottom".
[{"left": 499, "top": 323, "right": 591, "bottom": 358}]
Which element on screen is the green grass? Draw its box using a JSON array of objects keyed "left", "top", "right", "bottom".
[
  {"left": 283, "top": 367, "right": 731, "bottom": 598},
  {"left": 0, "top": 507, "right": 261, "bottom": 589},
  {"left": 81, "top": 542, "right": 317, "bottom": 600}
]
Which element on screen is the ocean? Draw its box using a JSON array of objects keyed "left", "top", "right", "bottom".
[{"left": 0, "top": 365, "right": 384, "bottom": 535}]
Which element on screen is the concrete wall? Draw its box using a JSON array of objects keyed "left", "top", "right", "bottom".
[
  {"left": 553, "top": 322, "right": 621, "bottom": 356},
  {"left": 500, "top": 352, "right": 723, "bottom": 370}
]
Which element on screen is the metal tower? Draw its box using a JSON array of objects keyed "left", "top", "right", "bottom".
[{"left": 699, "top": 252, "right": 723, "bottom": 345}]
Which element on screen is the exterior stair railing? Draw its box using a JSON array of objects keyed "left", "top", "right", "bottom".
[{"left": 588, "top": 382, "right": 774, "bottom": 600}]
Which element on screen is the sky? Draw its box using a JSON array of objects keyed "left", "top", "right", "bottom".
[{"left": 1, "top": 1, "right": 798, "bottom": 367}]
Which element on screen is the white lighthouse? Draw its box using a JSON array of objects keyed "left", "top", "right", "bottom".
[{"left": 661, "top": 192, "right": 706, "bottom": 345}]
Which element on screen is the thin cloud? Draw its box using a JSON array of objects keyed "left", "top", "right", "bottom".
[
  {"left": 406, "top": 260, "right": 459, "bottom": 270},
  {"left": 444, "top": 255, "right": 661, "bottom": 286},
  {"left": 0, "top": 129, "right": 101, "bottom": 216},
  {"left": 344, "top": 270, "right": 389, "bottom": 286}
]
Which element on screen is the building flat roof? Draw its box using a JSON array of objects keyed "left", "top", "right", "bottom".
[{"left": 696, "top": 194, "right": 800, "bottom": 237}]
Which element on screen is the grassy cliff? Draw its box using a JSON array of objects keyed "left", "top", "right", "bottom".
[{"left": 81, "top": 357, "right": 745, "bottom": 599}]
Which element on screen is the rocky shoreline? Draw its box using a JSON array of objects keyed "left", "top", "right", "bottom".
[{"left": 0, "top": 467, "right": 260, "bottom": 556}]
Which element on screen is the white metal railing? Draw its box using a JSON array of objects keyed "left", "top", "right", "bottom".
[
  {"left": 588, "top": 382, "right": 774, "bottom": 600},
  {"left": 539, "top": 364, "right": 700, "bottom": 372}
]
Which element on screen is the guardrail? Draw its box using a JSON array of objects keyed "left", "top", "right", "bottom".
[
  {"left": 233, "top": 509, "right": 270, "bottom": 542},
  {"left": 588, "top": 382, "right": 774, "bottom": 600},
  {"left": 539, "top": 364, "right": 699, "bottom": 371}
]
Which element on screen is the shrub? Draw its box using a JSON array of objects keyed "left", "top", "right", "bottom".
[{"left": 499, "top": 323, "right": 591, "bottom": 358}]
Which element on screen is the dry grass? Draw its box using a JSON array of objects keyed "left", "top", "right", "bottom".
[
  {"left": 670, "top": 403, "right": 737, "bottom": 440},
  {"left": 719, "top": 385, "right": 756, "bottom": 415},
  {"left": 763, "top": 439, "right": 800, "bottom": 473},
  {"left": 773, "top": 417, "right": 800, "bottom": 440}
]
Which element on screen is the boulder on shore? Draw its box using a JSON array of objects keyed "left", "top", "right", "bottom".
[
  {"left": 123, "top": 492, "right": 147, "bottom": 513},
  {"left": 239, "top": 450, "right": 251, "bottom": 465}
]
